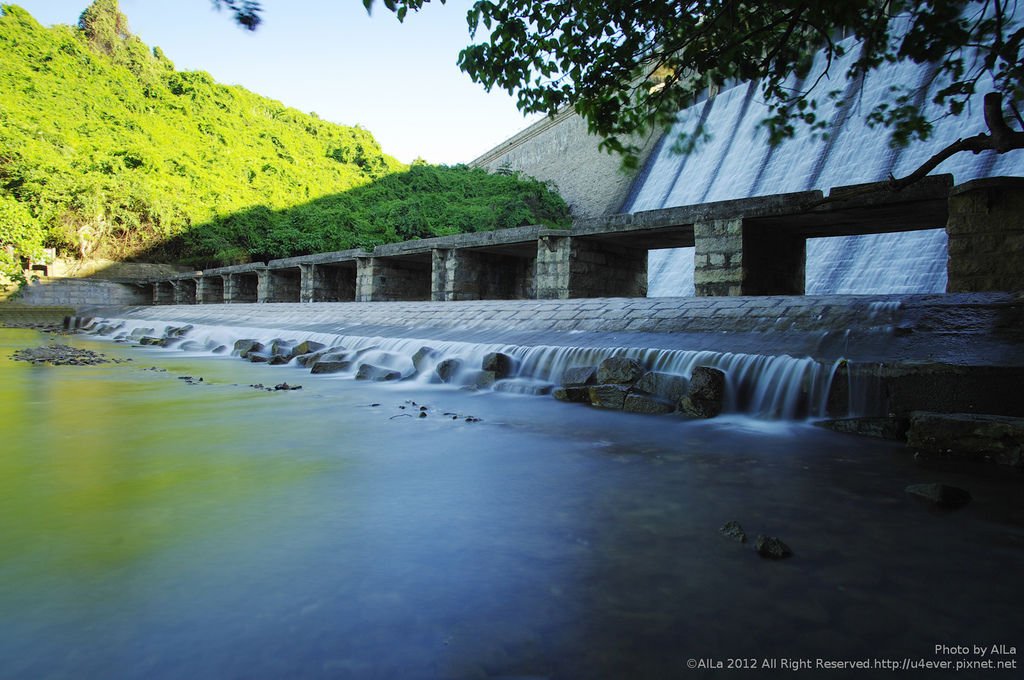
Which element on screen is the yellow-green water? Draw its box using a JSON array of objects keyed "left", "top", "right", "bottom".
[{"left": 1, "top": 328, "right": 1021, "bottom": 679}]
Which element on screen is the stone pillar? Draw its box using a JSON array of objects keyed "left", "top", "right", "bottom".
[
  {"left": 197, "top": 276, "right": 225, "bottom": 304},
  {"left": 153, "top": 281, "right": 175, "bottom": 305},
  {"left": 356, "top": 257, "right": 431, "bottom": 302},
  {"left": 299, "top": 264, "right": 315, "bottom": 303},
  {"left": 171, "top": 280, "right": 197, "bottom": 305},
  {"left": 694, "top": 218, "right": 744, "bottom": 296},
  {"left": 947, "top": 177, "right": 1024, "bottom": 292},
  {"left": 257, "top": 270, "right": 271, "bottom": 302},
  {"left": 535, "top": 235, "right": 572, "bottom": 299}
]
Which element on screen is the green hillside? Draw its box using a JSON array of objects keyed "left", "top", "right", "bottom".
[{"left": 0, "top": 1, "right": 569, "bottom": 280}]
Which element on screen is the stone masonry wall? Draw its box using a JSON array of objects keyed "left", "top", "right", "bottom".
[
  {"left": 470, "top": 108, "right": 660, "bottom": 218},
  {"left": 947, "top": 178, "right": 1024, "bottom": 292},
  {"left": 569, "top": 239, "right": 647, "bottom": 298},
  {"left": 13, "top": 278, "right": 151, "bottom": 306},
  {"left": 356, "top": 257, "right": 431, "bottom": 302},
  {"left": 432, "top": 249, "right": 534, "bottom": 301}
]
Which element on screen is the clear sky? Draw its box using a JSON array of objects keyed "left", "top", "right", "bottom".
[{"left": 11, "top": 0, "right": 541, "bottom": 165}]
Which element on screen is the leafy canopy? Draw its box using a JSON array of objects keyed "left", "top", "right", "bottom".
[
  {"left": 0, "top": 1, "right": 569, "bottom": 282},
  {"left": 221, "top": 0, "right": 1024, "bottom": 168}
]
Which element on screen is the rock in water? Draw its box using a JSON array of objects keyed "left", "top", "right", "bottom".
[
  {"left": 355, "top": 364, "right": 401, "bottom": 381},
  {"left": 482, "top": 352, "right": 516, "bottom": 379},
  {"left": 679, "top": 366, "right": 726, "bottom": 418},
  {"left": 905, "top": 483, "right": 972, "bottom": 509},
  {"left": 435, "top": 358, "right": 462, "bottom": 383},
  {"left": 623, "top": 392, "right": 675, "bottom": 415},
  {"left": 754, "top": 535, "right": 793, "bottom": 559},
  {"left": 720, "top": 521, "right": 747, "bottom": 543},
  {"left": 553, "top": 386, "right": 591, "bottom": 403},
  {"left": 560, "top": 365, "right": 597, "bottom": 387},
  {"left": 635, "top": 371, "right": 690, "bottom": 403},
  {"left": 588, "top": 384, "right": 631, "bottom": 410},
  {"left": 411, "top": 346, "right": 440, "bottom": 375},
  {"left": 596, "top": 356, "right": 645, "bottom": 385}
]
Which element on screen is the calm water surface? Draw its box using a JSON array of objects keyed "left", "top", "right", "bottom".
[{"left": 1, "top": 328, "right": 1021, "bottom": 679}]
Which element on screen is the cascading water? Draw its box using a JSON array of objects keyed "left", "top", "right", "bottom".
[
  {"left": 81, "top": 316, "right": 842, "bottom": 420},
  {"left": 631, "top": 14, "right": 1023, "bottom": 296}
]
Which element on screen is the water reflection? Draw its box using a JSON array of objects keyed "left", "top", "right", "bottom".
[{"left": 0, "top": 329, "right": 1020, "bottom": 679}]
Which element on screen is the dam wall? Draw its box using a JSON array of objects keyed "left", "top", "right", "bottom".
[{"left": 469, "top": 108, "right": 661, "bottom": 218}]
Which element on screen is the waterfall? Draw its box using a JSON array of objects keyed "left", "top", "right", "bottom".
[
  {"left": 81, "top": 316, "right": 841, "bottom": 420},
  {"left": 628, "top": 13, "right": 1023, "bottom": 296}
]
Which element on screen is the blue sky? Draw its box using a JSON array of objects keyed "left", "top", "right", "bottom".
[{"left": 11, "top": 0, "right": 541, "bottom": 164}]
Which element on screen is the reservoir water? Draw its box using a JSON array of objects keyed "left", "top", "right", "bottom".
[{"left": 2, "top": 327, "right": 1022, "bottom": 679}]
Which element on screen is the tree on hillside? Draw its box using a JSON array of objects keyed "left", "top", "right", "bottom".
[{"left": 217, "top": 0, "right": 1024, "bottom": 176}]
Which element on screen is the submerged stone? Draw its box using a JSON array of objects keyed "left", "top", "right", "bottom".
[
  {"left": 905, "top": 483, "right": 972, "bottom": 509},
  {"left": 754, "top": 535, "right": 792, "bottom": 559},
  {"left": 720, "top": 521, "right": 747, "bottom": 543},
  {"left": 818, "top": 417, "right": 909, "bottom": 441},
  {"left": 906, "top": 412, "right": 1024, "bottom": 467}
]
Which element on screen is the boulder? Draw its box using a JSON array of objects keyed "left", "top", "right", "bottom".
[
  {"left": 623, "top": 392, "right": 675, "bottom": 415},
  {"left": 289, "top": 340, "right": 327, "bottom": 358},
  {"left": 679, "top": 366, "right": 726, "bottom": 418},
  {"left": 905, "top": 483, "right": 972, "bottom": 509},
  {"left": 553, "top": 386, "right": 591, "bottom": 403},
  {"left": 906, "top": 412, "right": 1024, "bottom": 467},
  {"left": 310, "top": 360, "right": 352, "bottom": 375},
  {"left": 248, "top": 352, "right": 272, "bottom": 363},
  {"left": 482, "top": 352, "right": 517, "bottom": 379},
  {"left": 411, "top": 346, "right": 441, "bottom": 375},
  {"left": 635, "top": 371, "right": 689, "bottom": 404},
  {"left": 435, "top": 358, "right": 463, "bottom": 383},
  {"left": 268, "top": 354, "right": 292, "bottom": 366},
  {"left": 720, "top": 521, "right": 747, "bottom": 543},
  {"left": 165, "top": 325, "right": 193, "bottom": 338},
  {"left": 754, "top": 535, "right": 792, "bottom": 559},
  {"left": 355, "top": 364, "right": 402, "bottom": 381},
  {"left": 129, "top": 327, "right": 155, "bottom": 339},
  {"left": 138, "top": 336, "right": 167, "bottom": 347},
  {"left": 596, "top": 356, "right": 645, "bottom": 385},
  {"left": 560, "top": 366, "right": 597, "bottom": 387},
  {"left": 588, "top": 384, "right": 631, "bottom": 410},
  {"left": 295, "top": 348, "right": 332, "bottom": 368},
  {"left": 233, "top": 339, "right": 264, "bottom": 359},
  {"left": 270, "top": 338, "right": 295, "bottom": 357}
]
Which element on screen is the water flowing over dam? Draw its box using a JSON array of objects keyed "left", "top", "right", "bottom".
[{"left": 627, "top": 20, "right": 1024, "bottom": 296}]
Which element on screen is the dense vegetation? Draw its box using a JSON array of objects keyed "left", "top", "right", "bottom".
[{"left": 0, "top": 1, "right": 570, "bottom": 280}]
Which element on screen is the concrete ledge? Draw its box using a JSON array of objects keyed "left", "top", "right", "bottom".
[{"left": 268, "top": 249, "right": 368, "bottom": 268}]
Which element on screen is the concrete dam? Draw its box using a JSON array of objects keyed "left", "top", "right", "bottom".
[{"left": 15, "top": 18, "right": 1024, "bottom": 447}]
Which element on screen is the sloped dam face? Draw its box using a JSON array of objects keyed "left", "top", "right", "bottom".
[{"left": 2, "top": 293, "right": 1023, "bottom": 678}]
